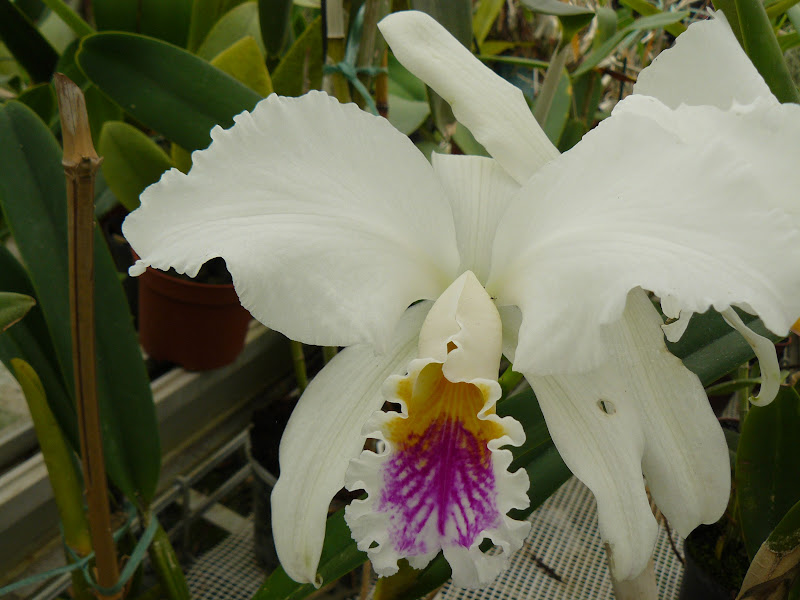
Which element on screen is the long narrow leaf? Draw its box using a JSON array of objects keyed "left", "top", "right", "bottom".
[{"left": 0, "top": 0, "right": 58, "bottom": 83}]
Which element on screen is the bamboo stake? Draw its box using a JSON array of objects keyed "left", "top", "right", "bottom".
[{"left": 54, "top": 73, "right": 121, "bottom": 599}]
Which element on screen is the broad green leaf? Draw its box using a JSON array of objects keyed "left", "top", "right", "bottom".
[
  {"left": 0, "top": 101, "right": 161, "bottom": 506},
  {"left": 252, "top": 508, "right": 367, "bottom": 600},
  {"left": 0, "top": 245, "right": 78, "bottom": 451},
  {"left": 197, "top": 2, "right": 265, "bottom": 61},
  {"left": 388, "top": 94, "right": 430, "bottom": 135},
  {"left": 17, "top": 82, "right": 57, "bottom": 125},
  {"left": 271, "top": 16, "right": 323, "bottom": 96},
  {"left": 93, "top": 0, "right": 193, "bottom": 47},
  {"left": 77, "top": 32, "right": 262, "bottom": 151},
  {"left": 734, "top": 0, "right": 800, "bottom": 104},
  {"left": 595, "top": 7, "right": 618, "bottom": 44},
  {"left": 451, "top": 122, "right": 489, "bottom": 156},
  {"left": 188, "top": 0, "right": 247, "bottom": 51},
  {"left": 779, "top": 32, "right": 800, "bottom": 53},
  {"left": 666, "top": 309, "right": 779, "bottom": 386},
  {"left": 619, "top": 0, "right": 687, "bottom": 36},
  {"left": 83, "top": 83, "right": 124, "bottom": 146},
  {"left": 538, "top": 68, "right": 571, "bottom": 151},
  {"left": 473, "top": 0, "right": 506, "bottom": 46},
  {"left": 387, "top": 54, "right": 427, "bottom": 102},
  {"left": 211, "top": 36, "right": 273, "bottom": 96},
  {"left": 737, "top": 385, "right": 800, "bottom": 560},
  {"left": 98, "top": 121, "right": 174, "bottom": 211},
  {"left": 521, "top": 0, "right": 594, "bottom": 40},
  {"left": 0, "top": 0, "right": 58, "bottom": 83},
  {"left": 0, "top": 292, "right": 35, "bottom": 332},
  {"left": 259, "top": 0, "right": 293, "bottom": 57}
]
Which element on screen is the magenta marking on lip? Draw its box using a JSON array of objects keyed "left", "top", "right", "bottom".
[{"left": 378, "top": 416, "right": 501, "bottom": 555}]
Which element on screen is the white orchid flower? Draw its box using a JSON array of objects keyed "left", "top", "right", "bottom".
[{"left": 123, "top": 10, "right": 800, "bottom": 589}]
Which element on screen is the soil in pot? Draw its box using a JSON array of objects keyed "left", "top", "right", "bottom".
[{"left": 680, "top": 522, "right": 750, "bottom": 600}]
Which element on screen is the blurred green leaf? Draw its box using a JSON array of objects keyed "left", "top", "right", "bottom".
[
  {"left": 574, "top": 11, "right": 690, "bottom": 76},
  {"left": 78, "top": 32, "right": 261, "bottom": 151},
  {"left": 387, "top": 54, "right": 429, "bottom": 134},
  {"left": 766, "top": 0, "right": 800, "bottom": 19},
  {"left": 0, "top": 0, "right": 58, "bottom": 82},
  {"left": 779, "top": 32, "right": 800, "bottom": 52},
  {"left": 93, "top": 0, "right": 193, "bottom": 47},
  {"left": 0, "top": 101, "right": 161, "bottom": 506},
  {"left": 734, "top": 0, "right": 800, "bottom": 103},
  {"left": 259, "top": 0, "right": 293, "bottom": 58},
  {"left": 271, "top": 16, "right": 323, "bottom": 96},
  {"left": 521, "top": 0, "right": 594, "bottom": 40},
  {"left": 473, "top": 0, "right": 506, "bottom": 46},
  {"left": 98, "top": 121, "right": 174, "bottom": 211},
  {"left": 618, "top": 0, "right": 687, "bottom": 36},
  {"left": 594, "top": 7, "right": 618, "bottom": 44},
  {"left": 210, "top": 36, "right": 273, "bottom": 96},
  {"left": 187, "top": 0, "right": 247, "bottom": 51},
  {"left": 17, "top": 82, "right": 57, "bottom": 125},
  {"left": 197, "top": 1, "right": 264, "bottom": 61},
  {"left": 737, "top": 385, "right": 800, "bottom": 560},
  {"left": 538, "top": 67, "right": 571, "bottom": 146},
  {"left": 0, "top": 292, "right": 35, "bottom": 333}
]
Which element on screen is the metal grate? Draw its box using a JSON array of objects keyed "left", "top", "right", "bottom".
[{"left": 186, "top": 477, "right": 685, "bottom": 599}]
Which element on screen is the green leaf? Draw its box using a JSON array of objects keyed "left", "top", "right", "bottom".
[
  {"left": 0, "top": 291, "right": 35, "bottom": 332},
  {"left": 11, "top": 358, "right": 91, "bottom": 554},
  {"left": 473, "top": 0, "right": 506, "bottom": 46},
  {"left": 187, "top": 0, "right": 247, "bottom": 52},
  {"left": 17, "top": 82, "right": 57, "bottom": 125},
  {"left": 83, "top": 83, "right": 124, "bottom": 147},
  {"left": 93, "top": 0, "right": 193, "bottom": 47},
  {"left": 0, "top": 101, "right": 161, "bottom": 506},
  {"left": 0, "top": 0, "right": 58, "bottom": 83},
  {"left": 387, "top": 54, "right": 429, "bottom": 135},
  {"left": 666, "top": 309, "right": 779, "bottom": 386},
  {"left": 258, "top": 0, "right": 293, "bottom": 57},
  {"left": 594, "top": 7, "right": 618, "bottom": 44},
  {"left": 618, "top": 0, "right": 687, "bottom": 36},
  {"left": 271, "top": 16, "right": 323, "bottom": 96},
  {"left": 767, "top": 0, "right": 800, "bottom": 20},
  {"left": 538, "top": 66, "right": 571, "bottom": 146},
  {"left": 252, "top": 508, "right": 367, "bottom": 600},
  {"left": 737, "top": 385, "right": 800, "bottom": 560},
  {"left": 197, "top": 2, "right": 265, "bottom": 61},
  {"left": 734, "top": 0, "right": 800, "bottom": 104},
  {"left": 98, "top": 121, "right": 174, "bottom": 211},
  {"left": 77, "top": 32, "right": 262, "bottom": 151},
  {"left": 0, "top": 245, "right": 78, "bottom": 451},
  {"left": 574, "top": 11, "right": 690, "bottom": 77},
  {"left": 210, "top": 36, "right": 273, "bottom": 96},
  {"left": 521, "top": 0, "right": 594, "bottom": 40}
]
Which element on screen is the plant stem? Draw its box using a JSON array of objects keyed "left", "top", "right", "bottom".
[
  {"left": 290, "top": 340, "right": 308, "bottom": 392},
  {"left": 55, "top": 73, "right": 121, "bottom": 599},
  {"left": 324, "top": 0, "right": 352, "bottom": 103}
]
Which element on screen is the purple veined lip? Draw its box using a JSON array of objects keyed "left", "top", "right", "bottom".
[{"left": 377, "top": 369, "right": 504, "bottom": 555}]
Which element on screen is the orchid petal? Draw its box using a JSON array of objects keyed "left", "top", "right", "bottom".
[
  {"left": 524, "top": 289, "right": 729, "bottom": 580},
  {"left": 379, "top": 11, "right": 559, "bottom": 184},
  {"left": 489, "top": 93, "right": 800, "bottom": 376},
  {"left": 432, "top": 154, "right": 518, "bottom": 285},
  {"left": 345, "top": 273, "right": 529, "bottom": 587},
  {"left": 633, "top": 15, "right": 776, "bottom": 109},
  {"left": 123, "top": 91, "right": 459, "bottom": 350},
  {"left": 271, "top": 302, "right": 430, "bottom": 585},
  {"left": 721, "top": 308, "right": 781, "bottom": 406}
]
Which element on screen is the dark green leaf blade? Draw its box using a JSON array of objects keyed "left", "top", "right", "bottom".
[
  {"left": 734, "top": 0, "right": 800, "bottom": 104},
  {"left": 0, "top": 0, "right": 58, "bottom": 83},
  {"left": 93, "top": 0, "right": 193, "bottom": 47},
  {"left": 0, "top": 100, "right": 161, "bottom": 505},
  {"left": 0, "top": 292, "right": 35, "bottom": 332},
  {"left": 77, "top": 32, "right": 262, "bottom": 151},
  {"left": 737, "top": 385, "right": 800, "bottom": 560}
]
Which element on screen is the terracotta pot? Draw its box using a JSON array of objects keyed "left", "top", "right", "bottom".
[{"left": 137, "top": 265, "right": 252, "bottom": 371}]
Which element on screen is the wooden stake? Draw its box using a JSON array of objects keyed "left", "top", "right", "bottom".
[{"left": 54, "top": 73, "right": 121, "bottom": 599}]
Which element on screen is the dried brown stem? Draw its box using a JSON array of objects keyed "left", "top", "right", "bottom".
[{"left": 54, "top": 73, "right": 121, "bottom": 599}]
